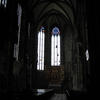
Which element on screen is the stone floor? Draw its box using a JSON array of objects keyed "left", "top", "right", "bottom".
[{"left": 49, "top": 93, "right": 67, "bottom": 100}]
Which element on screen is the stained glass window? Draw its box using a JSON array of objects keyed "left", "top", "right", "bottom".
[
  {"left": 51, "top": 27, "right": 61, "bottom": 66},
  {"left": 37, "top": 27, "right": 45, "bottom": 70},
  {"left": 0, "top": 0, "right": 7, "bottom": 8}
]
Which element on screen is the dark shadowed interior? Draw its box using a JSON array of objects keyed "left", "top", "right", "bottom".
[{"left": 0, "top": 0, "right": 97, "bottom": 100}]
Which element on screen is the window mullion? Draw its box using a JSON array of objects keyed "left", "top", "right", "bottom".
[
  {"left": 54, "top": 35, "right": 55, "bottom": 66},
  {"left": 56, "top": 35, "right": 57, "bottom": 66},
  {"left": 43, "top": 32, "right": 45, "bottom": 70},
  {"left": 55, "top": 35, "right": 56, "bottom": 66},
  {"left": 41, "top": 31, "right": 43, "bottom": 70},
  {"left": 58, "top": 34, "right": 60, "bottom": 65},
  {"left": 57, "top": 35, "right": 58, "bottom": 66}
]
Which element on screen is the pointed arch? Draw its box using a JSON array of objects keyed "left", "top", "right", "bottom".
[
  {"left": 37, "top": 26, "right": 45, "bottom": 70},
  {"left": 51, "top": 27, "right": 61, "bottom": 66}
]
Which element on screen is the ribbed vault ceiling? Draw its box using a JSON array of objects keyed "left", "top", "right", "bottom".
[{"left": 20, "top": 0, "right": 74, "bottom": 29}]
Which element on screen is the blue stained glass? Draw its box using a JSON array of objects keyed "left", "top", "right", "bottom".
[
  {"left": 51, "top": 27, "right": 61, "bottom": 66},
  {"left": 40, "top": 26, "right": 45, "bottom": 31},
  {"left": 52, "top": 27, "right": 60, "bottom": 35}
]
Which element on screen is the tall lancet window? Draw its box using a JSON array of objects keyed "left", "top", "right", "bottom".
[
  {"left": 51, "top": 27, "right": 61, "bottom": 66},
  {"left": 37, "top": 27, "right": 45, "bottom": 70},
  {"left": 0, "top": 0, "right": 7, "bottom": 8}
]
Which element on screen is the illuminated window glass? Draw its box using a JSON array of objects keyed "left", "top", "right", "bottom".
[
  {"left": 51, "top": 27, "right": 61, "bottom": 66},
  {"left": 0, "top": 0, "right": 7, "bottom": 8},
  {"left": 37, "top": 27, "right": 45, "bottom": 70},
  {"left": 85, "top": 49, "right": 89, "bottom": 61}
]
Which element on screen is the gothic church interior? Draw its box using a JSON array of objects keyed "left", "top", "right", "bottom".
[{"left": 0, "top": 0, "right": 97, "bottom": 100}]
